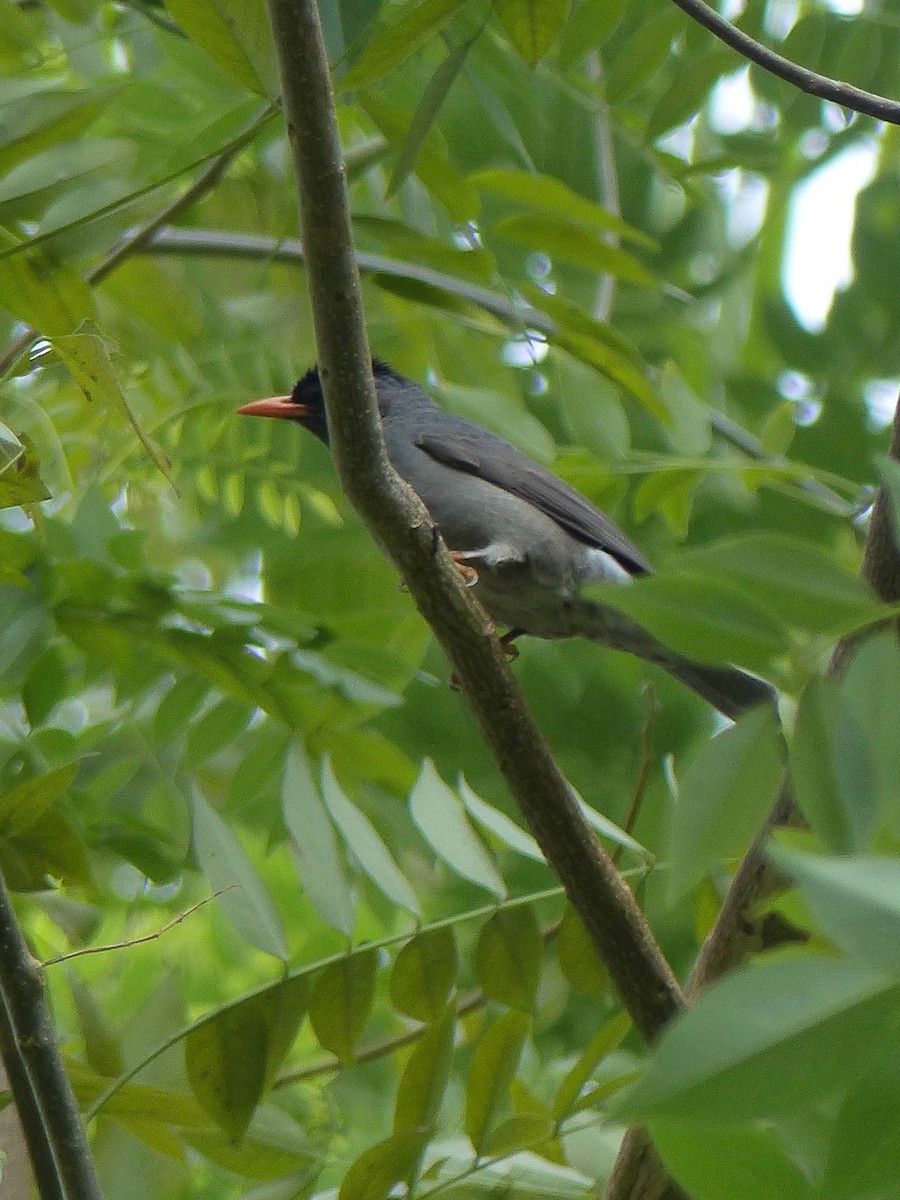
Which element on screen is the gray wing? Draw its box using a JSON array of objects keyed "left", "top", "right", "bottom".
[{"left": 415, "top": 418, "right": 651, "bottom": 576}]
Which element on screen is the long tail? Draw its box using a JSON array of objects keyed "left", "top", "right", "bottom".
[{"left": 570, "top": 601, "right": 776, "bottom": 719}]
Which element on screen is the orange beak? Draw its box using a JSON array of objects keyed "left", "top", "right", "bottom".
[{"left": 236, "top": 395, "right": 307, "bottom": 420}]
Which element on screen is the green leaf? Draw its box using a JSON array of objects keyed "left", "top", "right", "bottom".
[
  {"left": 646, "top": 52, "right": 735, "bottom": 141},
  {"left": 678, "top": 533, "right": 882, "bottom": 636},
  {"left": 494, "top": 0, "right": 569, "bottom": 66},
  {"left": 389, "top": 928, "right": 458, "bottom": 1022},
  {"left": 557, "top": 904, "right": 607, "bottom": 998},
  {"left": 495, "top": 214, "right": 658, "bottom": 286},
  {"left": 614, "top": 957, "right": 899, "bottom": 1123},
  {"left": 409, "top": 760, "right": 505, "bottom": 897},
  {"left": 320, "top": 756, "right": 420, "bottom": 917},
  {"left": 458, "top": 776, "right": 544, "bottom": 862},
  {"left": 588, "top": 571, "right": 790, "bottom": 670},
  {"left": 0, "top": 438, "right": 50, "bottom": 511},
  {"left": 465, "top": 1010, "right": 530, "bottom": 1154},
  {"left": 482, "top": 1111, "right": 554, "bottom": 1154},
  {"left": 651, "top": 1121, "right": 817, "bottom": 1200},
  {"left": 605, "top": 9, "right": 684, "bottom": 103},
  {"left": 51, "top": 325, "right": 176, "bottom": 487},
  {"left": 0, "top": 231, "right": 94, "bottom": 335},
  {"left": 768, "top": 842, "right": 900, "bottom": 972},
  {"left": 164, "top": 0, "right": 275, "bottom": 95},
  {"left": 877, "top": 456, "right": 900, "bottom": 553},
  {"left": 791, "top": 678, "right": 877, "bottom": 854},
  {"left": 840, "top": 632, "right": 900, "bottom": 839},
  {"left": 190, "top": 788, "right": 288, "bottom": 960},
  {"left": 474, "top": 906, "right": 542, "bottom": 1012},
  {"left": 361, "top": 96, "right": 479, "bottom": 222},
  {"left": 558, "top": 0, "right": 628, "bottom": 64},
  {"left": 0, "top": 88, "right": 112, "bottom": 176},
  {"left": 185, "top": 976, "right": 309, "bottom": 1139},
  {"left": 822, "top": 1066, "right": 900, "bottom": 1200},
  {"left": 182, "top": 698, "right": 252, "bottom": 768},
  {"left": 338, "top": 1130, "right": 428, "bottom": 1200},
  {"left": 0, "top": 763, "right": 78, "bottom": 837},
  {"left": 309, "top": 949, "right": 378, "bottom": 1065},
  {"left": 282, "top": 740, "right": 356, "bottom": 936},
  {"left": 473, "top": 169, "right": 654, "bottom": 246},
  {"left": 668, "top": 704, "right": 785, "bottom": 901},
  {"left": 393, "top": 1009, "right": 455, "bottom": 1132},
  {"left": 340, "top": 0, "right": 468, "bottom": 91},
  {"left": 552, "top": 1010, "right": 632, "bottom": 1121}
]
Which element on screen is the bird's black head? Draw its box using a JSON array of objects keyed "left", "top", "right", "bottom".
[{"left": 239, "top": 360, "right": 409, "bottom": 443}]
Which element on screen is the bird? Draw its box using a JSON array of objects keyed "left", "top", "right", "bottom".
[{"left": 238, "top": 360, "right": 775, "bottom": 719}]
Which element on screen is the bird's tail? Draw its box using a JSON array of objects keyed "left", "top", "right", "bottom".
[
  {"left": 571, "top": 601, "right": 776, "bottom": 719},
  {"left": 653, "top": 657, "right": 776, "bottom": 720}
]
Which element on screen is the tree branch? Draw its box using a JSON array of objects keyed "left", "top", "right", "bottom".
[
  {"left": 670, "top": 0, "right": 900, "bottom": 124},
  {"left": 143, "top": 226, "right": 859, "bottom": 519},
  {"left": 262, "top": 0, "right": 684, "bottom": 1044},
  {"left": 0, "top": 870, "right": 103, "bottom": 1200}
]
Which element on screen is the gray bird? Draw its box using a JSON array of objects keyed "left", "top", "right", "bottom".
[{"left": 238, "top": 361, "right": 774, "bottom": 719}]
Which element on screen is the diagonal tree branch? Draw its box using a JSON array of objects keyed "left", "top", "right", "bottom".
[
  {"left": 262, "top": 0, "right": 684, "bottom": 1045},
  {"left": 670, "top": 0, "right": 900, "bottom": 124}
]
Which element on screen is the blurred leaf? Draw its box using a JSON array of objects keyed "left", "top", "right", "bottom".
[
  {"left": 494, "top": 0, "right": 569, "bottom": 66},
  {"left": 822, "top": 1066, "right": 900, "bottom": 1200},
  {"left": 606, "top": 9, "right": 684, "bottom": 102},
  {"left": 340, "top": 0, "right": 468, "bottom": 91},
  {"left": 362, "top": 96, "right": 479, "bottom": 221},
  {"left": 52, "top": 325, "right": 175, "bottom": 487},
  {"left": 791, "top": 678, "right": 877, "bottom": 854},
  {"left": 678, "top": 533, "right": 882, "bottom": 636},
  {"left": 474, "top": 168, "right": 654, "bottom": 246},
  {"left": 0, "top": 231, "right": 94, "bottom": 334},
  {"left": 614, "top": 957, "right": 899, "bottom": 1123},
  {"left": 338, "top": 1130, "right": 428, "bottom": 1200},
  {"left": 645, "top": 52, "right": 734, "bottom": 141},
  {"left": 320, "top": 755, "right": 420, "bottom": 916},
  {"left": 0, "top": 763, "right": 77, "bottom": 836},
  {"left": 475, "top": 905, "right": 542, "bottom": 1011},
  {"left": 651, "top": 1121, "right": 817, "bottom": 1200},
  {"left": 182, "top": 697, "right": 252, "bottom": 768},
  {"left": 282, "top": 740, "right": 356, "bottom": 936},
  {"left": 0, "top": 88, "right": 112, "bottom": 175},
  {"left": 465, "top": 1010, "right": 530, "bottom": 1154},
  {"left": 309, "top": 949, "right": 378, "bottom": 1065},
  {"left": 409, "top": 760, "right": 505, "bottom": 896},
  {"left": 191, "top": 788, "right": 288, "bottom": 960},
  {"left": 164, "top": 0, "right": 275, "bottom": 94},
  {"left": 552, "top": 1010, "right": 631, "bottom": 1121},
  {"left": 588, "top": 571, "right": 790, "bottom": 670},
  {"left": 0, "top": 440, "right": 50, "bottom": 510},
  {"left": 495, "top": 214, "right": 658, "bottom": 285},
  {"left": 557, "top": 903, "right": 608, "bottom": 998},
  {"left": 558, "top": 0, "right": 628, "bottom": 64},
  {"left": 668, "top": 704, "right": 785, "bottom": 901},
  {"left": 387, "top": 34, "right": 477, "bottom": 197},
  {"left": 768, "top": 841, "right": 900, "bottom": 972},
  {"left": 389, "top": 928, "right": 458, "bottom": 1021}
]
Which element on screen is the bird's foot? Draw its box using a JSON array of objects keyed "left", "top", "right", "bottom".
[
  {"left": 449, "top": 628, "right": 524, "bottom": 689},
  {"left": 448, "top": 550, "right": 479, "bottom": 587}
]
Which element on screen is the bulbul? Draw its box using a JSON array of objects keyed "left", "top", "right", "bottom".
[{"left": 238, "top": 361, "right": 774, "bottom": 719}]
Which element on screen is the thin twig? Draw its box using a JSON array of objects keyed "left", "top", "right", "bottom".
[
  {"left": 670, "top": 0, "right": 900, "bottom": 124},
  {"left": 612, "top": 685, "right": 658, "bottom": 868},
  {"left": 41, "top": 891, "right": 230, "bottom": 967}
]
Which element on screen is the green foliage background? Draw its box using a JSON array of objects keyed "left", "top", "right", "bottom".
[{"left": 1, "top": 0, "right": 899, "bottom": 1197}]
